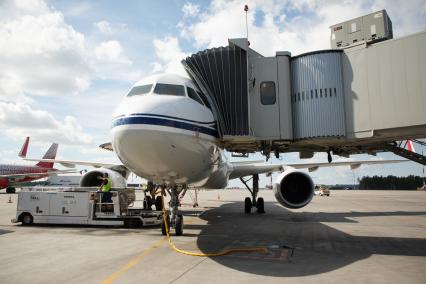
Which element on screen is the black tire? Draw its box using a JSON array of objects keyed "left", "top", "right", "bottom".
[
  {"left": 6, "top": 187, "right": 15, "bottom": 194},
  {"left": 155, "top": 196, "right": 163, "bottom": 211},
  {"left": 21, "top": 213, "right": 33, "bottom": 226},
  {"left": 143, "top": 196, "right": 153, "bottom": 210},
  {"left": 244, "top": 197, "right": 252, "bottom": 214},
  {"left": 256, "top": 197, "right": 265, "bottom": 214},
  {"left": 175, "top": 214, "right": 183, "bottom": 236},
  {"left": 161, "top": 214, "right": 170, "bottom": 236}
]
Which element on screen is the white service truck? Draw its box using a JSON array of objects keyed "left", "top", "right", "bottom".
[{"left": 11, "top": 187, "right": 163, "bottom": 227}]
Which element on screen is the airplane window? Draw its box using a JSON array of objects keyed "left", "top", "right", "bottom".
[
  {"left": 127, "top": 84, "right": 153, "bottom": 96},
  {"left": 197, "top": 91, "right": 212, "bottom": 109},
  {"left": 154, "top": 83, "right": 185, "bottom": 96},
  {"left": 187, "top": 87, "right": 204, "bottom": 105}
]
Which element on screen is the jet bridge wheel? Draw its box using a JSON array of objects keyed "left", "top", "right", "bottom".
[
  {"left": 244, "top": 197, "right": 252, "bottom": 214},
  {"left": 174, "top": 213, "right": 183, "bottom": 236}
]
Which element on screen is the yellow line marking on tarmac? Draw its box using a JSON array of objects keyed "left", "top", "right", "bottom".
[{"left": 101, "top": 238, "right": 165, "bottom": 284}]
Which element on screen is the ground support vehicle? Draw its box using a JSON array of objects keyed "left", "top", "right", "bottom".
[{"left": 11, "top": 187, "right": 163, "bottom": 227}]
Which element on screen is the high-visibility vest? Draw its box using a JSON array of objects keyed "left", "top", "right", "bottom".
[{"left": 101, "top": 178, "right": 112, "bottom": 192}]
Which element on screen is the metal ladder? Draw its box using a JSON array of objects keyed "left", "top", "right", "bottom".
[{"left": 385, "top": 140, "right": 426, "bottom": 165}]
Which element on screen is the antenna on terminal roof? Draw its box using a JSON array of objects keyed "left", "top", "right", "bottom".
[{"left": 244, "top": 4, "right": 250, "bottom": 46}]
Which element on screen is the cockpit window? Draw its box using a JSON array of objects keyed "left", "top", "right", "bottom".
[
  {"left": 153, "top": 83, "right": 185, "bottom": 96},
  {"left": 187, "top": 87, "right": 204, "bottom": 105},
  {"left": 197, "top": 91, "right": 212, "bottom": 109},
  {"left": 127, "top": 84, "right": 153, "bottom": 96}
]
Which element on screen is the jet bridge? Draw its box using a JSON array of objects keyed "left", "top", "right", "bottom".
[{"left": 182, "top": 14, "right": 426, "bottom": 164}]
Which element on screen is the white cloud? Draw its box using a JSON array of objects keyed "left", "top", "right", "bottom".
[
  {"left": 94, "top": 20, "right": 113, "bottom": 34},
  {"left": 93, "top": 40, "right": 142, "bottom": 81},
  {"left": 151, "top": 62, "right": 164, "bottom": 73},
  {"left": 95, "top": 40, "right": 130, "bottom": 64},
  {"left": 0, "top": 0, "right": 48, "bottom": 20},
  {"left": 0, "top": 1, "right": 91, "bottom": 98},
  {"left": 152, "top": 36, "right": 188, "bottom": 76},
  {"left": 0, "top": 101, "right": 92, "bottom": 145},
  {"left": 182, "top": 2, "right": 200, "bottom": 17}
]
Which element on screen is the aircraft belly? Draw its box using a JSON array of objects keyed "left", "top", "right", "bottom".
[{"left": 112, "top": 125, "right": 218, "bottom": 184}]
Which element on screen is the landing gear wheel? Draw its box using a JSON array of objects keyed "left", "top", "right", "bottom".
[
  {"left": 244, "top": 197, "right": 252, "bottom": 214},
  {"left": 155, "top": 196, "right": 163, "bottom": 211},
  {"left": 161, "top": 213, "right": 170, "bottom": 236},
  {"left": 143, "top": 196, "right": 153, "bottom": 210},
  {"left": 6, "top": 187, "right": 15, "bottom": 194},
  {"left": 21, "top": 214, "right": 33, "bottom": 226},
  {"left": 174, "top": 214, "right": 183, "bottom": 236},
  {"left": 256, "top": 197, "right": 265, "bottom": 213}
]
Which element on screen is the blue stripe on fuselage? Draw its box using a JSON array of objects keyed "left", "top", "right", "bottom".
[
  {"left": 111, "top": 116, "right": 219, "bottom": 138},
  {"left": 113, "top": 113, "right": 216, "bottom": 126}
]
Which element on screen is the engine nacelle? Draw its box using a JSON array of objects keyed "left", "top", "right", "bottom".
[
  {"left": 79, "top": 168, "right": 127, "bottom": 188},
  {"left": 273, "top": 170, "right": 314, "bottom": 209}
]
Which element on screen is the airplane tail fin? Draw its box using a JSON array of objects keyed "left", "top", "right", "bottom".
[
  {"left": 18, "top": 137, "right": 30, "bottom": 158},
  {"left": 36, "top": 143, "right": 58, "bottom": 169},
  {"left": 407, "top": 140, "right": 416, "bottom": 153}
]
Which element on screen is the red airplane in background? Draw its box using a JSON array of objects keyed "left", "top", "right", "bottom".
[{"left": 0, "top": 137, "right": 70, "bottom": 193}]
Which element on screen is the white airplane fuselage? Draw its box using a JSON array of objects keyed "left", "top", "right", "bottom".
[{"left": 111, "top": 74, "right": 229, "bottom": 188}]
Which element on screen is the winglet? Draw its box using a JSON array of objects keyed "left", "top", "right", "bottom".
[
  {"left": 18, "top": 137, "right": 30, "bottom": 158},
  {"left": 35, "top": 143, "right": 58, "bottom": 169},
  {"left": 407, "top": 140, "right": 416, "bottom": 153}
]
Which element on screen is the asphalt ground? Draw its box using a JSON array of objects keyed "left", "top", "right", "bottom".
[{"left": 0, "top": 189, "right": 425, "bottom": 284}]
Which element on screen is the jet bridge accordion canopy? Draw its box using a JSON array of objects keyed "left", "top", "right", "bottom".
[{"left": 182, "top": 45, "right": 249, "bottom": 137}]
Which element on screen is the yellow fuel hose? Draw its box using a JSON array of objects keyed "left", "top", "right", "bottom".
[{"left": 161, "top": 191, "right": 269, "bottom": 257}]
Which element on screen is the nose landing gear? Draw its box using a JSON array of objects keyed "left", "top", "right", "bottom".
[
  {"left": 161, "top": 184, "right": 185, "bottom": 236},
  {"left": 143, "top": 182, "right": 164, "bottom": 211},
  {"left": 240, "top": 174, "right": 265, "bottom": 214}
]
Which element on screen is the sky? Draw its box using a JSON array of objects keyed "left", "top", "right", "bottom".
[{"left": 0, "top": 0, "right": 425, "bottom": 187}]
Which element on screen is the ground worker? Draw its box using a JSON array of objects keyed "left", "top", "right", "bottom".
[{"left": 99, "top": 173, "right": 113, "bottom": 203}]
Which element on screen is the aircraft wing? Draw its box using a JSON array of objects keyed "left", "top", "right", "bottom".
[
  {"left": 0, "top": 169, "right": 77, "bottom": 179},
  {"left": 229, "top": 163, "right": 284, "bottom": 179},
  {"left": 229, "top": 159, "right": 407, "bottom": 179},
  {"left": 22, "top": 158, "right": 122, "bottom": 169},
  {"left": 286, "top": 159, "right": 407, "bottom": 172}
]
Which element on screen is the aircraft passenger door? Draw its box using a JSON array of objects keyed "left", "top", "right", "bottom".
[{"left": 249, "top": 57, "right": 280, "bottom": 139}]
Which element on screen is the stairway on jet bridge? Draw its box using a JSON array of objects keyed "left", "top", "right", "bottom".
[{"left": 182, "top": 10, "right": 426, "bottom": 164}]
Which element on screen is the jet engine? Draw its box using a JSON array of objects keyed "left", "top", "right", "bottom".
[
  {"left": 79, "top": 168, "right": 127, "bottom": 188},
  {"left": 273, "top": 170, "right": 314, "bottom": 209}
]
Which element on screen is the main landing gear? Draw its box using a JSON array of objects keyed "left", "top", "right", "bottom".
[
  {"left": 161, "top": 185, "right": 185, "bottom": 236},
  {"left": 240, "top": 174, "right": 265, "bottom": 214}
]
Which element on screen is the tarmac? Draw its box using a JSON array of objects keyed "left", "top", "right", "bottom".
[{"left": 0, "top": 189, "right": 425, "bottom": 284}]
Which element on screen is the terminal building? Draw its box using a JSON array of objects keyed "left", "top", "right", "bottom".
[{"left": 182, "top": 10, "right": 426, "bottom": 165}]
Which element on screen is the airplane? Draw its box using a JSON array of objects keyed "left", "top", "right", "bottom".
[
  {"left": 24, "top": 73, "right": 407, "bottom": 235},
  {"left": 0, "top": 137, "right": 72, "bottom": 193}
]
